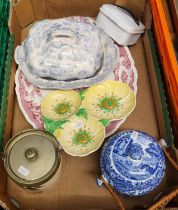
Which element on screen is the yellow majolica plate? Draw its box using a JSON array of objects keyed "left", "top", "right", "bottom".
[
  {"left": 41, "top": 90, "right": 81, "bottom": 120},
  {"left": 53, "top": 114, "right": 105, "bottom": 156},
  {"left": 82, "top": 80, "right": 136, "bottom": 120}
]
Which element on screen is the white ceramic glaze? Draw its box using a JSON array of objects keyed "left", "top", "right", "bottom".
[{"left": 96, "top": 4, "right": 145, "bottom": 46}]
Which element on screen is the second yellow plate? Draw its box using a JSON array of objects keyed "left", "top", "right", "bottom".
[{"left": 82, "top": 80, "right": 136, "bottom": 120}]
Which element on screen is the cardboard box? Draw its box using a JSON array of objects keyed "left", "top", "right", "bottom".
[{"left": 0, "top": 0, "right": 178, "bottom": 209}]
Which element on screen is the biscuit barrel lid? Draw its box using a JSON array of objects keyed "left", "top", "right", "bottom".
[{"left": 3, "top": 129, "right": 61, "bottom": 187}]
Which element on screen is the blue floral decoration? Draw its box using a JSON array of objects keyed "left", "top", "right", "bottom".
[
  {"left": 129, "top": 143, "right": 144, "bottom": 160},
  {"left": 100, "top": 130, "right": 166, "bottom": 196}
]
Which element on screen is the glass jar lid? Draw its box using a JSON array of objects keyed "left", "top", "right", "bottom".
[{"left": 4, "top": 129, "right": 60, "bottom": 186}]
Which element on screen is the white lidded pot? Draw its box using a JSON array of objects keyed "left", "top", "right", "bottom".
[
  {"left": 96, "top": 4, "right": 145, "bottom": 46},
  {"left": 3, "top": 129, "right": 62, "bottom": 193}
]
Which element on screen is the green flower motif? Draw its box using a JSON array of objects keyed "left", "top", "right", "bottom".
[
  {"left": 99, "top": 119, "right": 110, "bottom": 127},
  {"left": 98, "top": 96, "right": 120, "bottom": 112},
  {"left": 75, "top": 108, "right": 88, "bottom": 119},
  {"left": 54, "top": 102, "right": 71, "bottom": 116},
  {"left": 43, "top": 116, "right": 69, "bottom": 134},
  {"left": 72, "top": 129, "right": 93, "bottom": 146},
  {"left": 79, "top": 89, "right": 87, "bottom": 100}
]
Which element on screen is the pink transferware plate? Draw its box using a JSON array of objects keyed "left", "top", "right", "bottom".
[{"left": 15, "top": 45, "right": 137, "bottom": 137}]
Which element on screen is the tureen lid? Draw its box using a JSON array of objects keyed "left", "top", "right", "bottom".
[
  {"left": 14, "top": 17, "right": 118, "bottom": 89},
  {"left": 100, "top": 130, "right": 165, "bottom": 196},
  {"left": 4, "top": 129, "right": 60, "bottom": 186}
]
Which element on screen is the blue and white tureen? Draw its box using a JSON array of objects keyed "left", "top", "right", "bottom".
[
  {"left": 100, "top": 130, "right": 166, "bottom": 196},
  {"left": 14, "top": 17, "right": 118, "bottom": 89}
]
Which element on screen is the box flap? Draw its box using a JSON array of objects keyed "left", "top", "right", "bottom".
[
  {"left": 39, "top": 0, "right": 115, "bottom": 19},
  {"left": 13, "top": 0, "right": 115, "bottom": 28},
  {"left": 13, "top": 0, "right": 35, "bottom": 28}
]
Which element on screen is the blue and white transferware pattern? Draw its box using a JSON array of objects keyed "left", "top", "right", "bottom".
[
  {"left": 14, "top": 17, "right": 118, "bottom": 89},
  {"left": 100, "top": 130, "right": 166, "bottom": 196}
]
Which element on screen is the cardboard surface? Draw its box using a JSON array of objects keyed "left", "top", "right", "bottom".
[
  {"left": 3, "top": 0, "right": 178, "bottom": 209},
  {"left": 8, "top": 37, "right": 161, "bottom": 210},
  {"left": 13, "top": 0, "right": 115, "bottom": 28}
]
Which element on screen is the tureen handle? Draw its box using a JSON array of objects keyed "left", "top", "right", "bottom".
[
  {"left": 14, "top": 46, "right": 25, "bottom": 65},
  {"left": 52, "top": 30, "right": 76, "bottom": 40}
]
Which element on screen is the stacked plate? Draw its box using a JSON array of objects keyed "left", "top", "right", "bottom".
[{"left": 14, "top": 16, "right": 137, "bottom": 157}]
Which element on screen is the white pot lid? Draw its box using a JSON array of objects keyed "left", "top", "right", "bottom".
[
  {"left": 100, "top": 4, "right": 145, "bottom": 34},
  {"left": 100, "top": 130, "right": 165, "bottom": 196}
]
